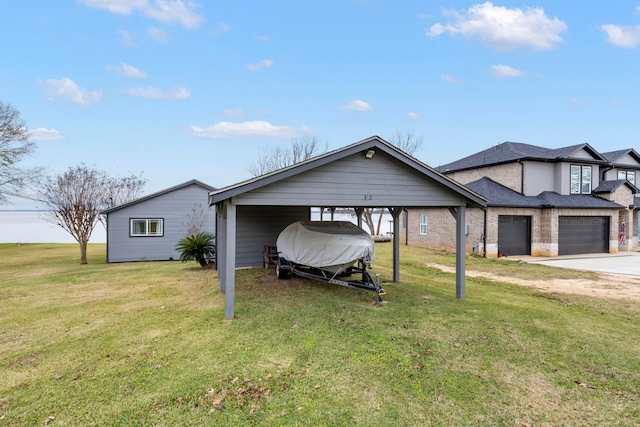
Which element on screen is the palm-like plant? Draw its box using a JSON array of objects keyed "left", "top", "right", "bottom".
[{"left": 175, "top": 232, "right": 216, "bottom": 268}]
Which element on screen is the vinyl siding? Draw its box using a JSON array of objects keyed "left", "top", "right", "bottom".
[
  {"left": 106, "top": 184, "right": 214, "bottom": 263},
  {"left": 235, "top": 205, "right": 309, "bottom": 268},
  {"left": 233, "top": 151, "right": 466, "bottom": 207}
]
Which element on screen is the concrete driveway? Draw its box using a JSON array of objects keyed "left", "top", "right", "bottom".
[{"left": 511, "top": 252, "right": 640, "bottom": 277}]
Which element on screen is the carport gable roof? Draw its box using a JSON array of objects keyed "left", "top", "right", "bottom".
[{"left": 208, "top": 136, "right": 487, "bottom": 208}]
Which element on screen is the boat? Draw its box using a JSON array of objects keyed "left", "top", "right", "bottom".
[{"left": 275, "top": 221, "right": 385, "bottom": 300}]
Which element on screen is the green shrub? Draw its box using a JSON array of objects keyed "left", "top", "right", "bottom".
[{"left": 175, "top": 232, "right": 216, "bottom": 268}]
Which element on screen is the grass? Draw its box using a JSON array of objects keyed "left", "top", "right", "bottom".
[{"left": 1, "top": 243, "right": 639, "bottom": 426}]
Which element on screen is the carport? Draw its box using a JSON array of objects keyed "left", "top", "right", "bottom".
[{"left": 209, "top": 136, "right": 487, "bottom": 319}]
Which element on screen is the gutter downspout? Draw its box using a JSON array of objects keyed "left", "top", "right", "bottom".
[{"left": 483, "top": 208, "right": 487, "bottom": 258}]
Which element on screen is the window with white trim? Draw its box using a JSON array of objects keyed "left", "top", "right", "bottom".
[
  {"left": 130, "top": 218, "right": 163, "bottom": 236},
  {"left": 419, "top": 214, "right": 428, "bottom": 235},
  {"left": 570, "top": 165, "right": 592, "bottom": 194},
  {"left": 617, "top": 170, "right": 636, "bottom": 186}
]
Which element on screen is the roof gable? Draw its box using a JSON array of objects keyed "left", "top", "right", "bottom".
[
  {"left": 437, "top": 141, "right": 608, "bottom": 173},
  {"left": 208, "top": 136, "right": 486, "bottom": 208},
  {"left": 601, "top": 148, "right": 640, "bottom": 167},
  {"left": 101, "top": 179, "right": 216, "bottom": 214}
]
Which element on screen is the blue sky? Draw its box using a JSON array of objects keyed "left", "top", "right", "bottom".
[{"left": 2, "top": 1, "right": 640, "bottom": 209}]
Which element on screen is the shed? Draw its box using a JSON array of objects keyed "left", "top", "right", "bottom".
[
  {"left": 209, "top": 136, "right": 487, "bottom": 319},
  {"left": 103, "top": 179, "right": 216, "bottom": 263}
]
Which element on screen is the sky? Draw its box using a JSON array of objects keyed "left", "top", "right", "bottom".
[{"left": 2, "top": 1, "right": 640, "bottom": 210}]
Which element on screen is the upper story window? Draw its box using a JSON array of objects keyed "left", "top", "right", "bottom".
[
  {"left": 419, "top": 214, "right": 428, "bottom": 235},
  {"left": 570, "top": 165, "right": 592, "bottom": 194},
  {"left": 617, "top": 170, "right": 636, "bottom": 186},
  {"left": 130, "top": 218, "right": 163, "bottom": 236}
]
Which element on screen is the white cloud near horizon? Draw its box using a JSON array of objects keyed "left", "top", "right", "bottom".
[
  {"left": 245, "top": 59, "right": 274, "bottom": 71},
  {"left": 407, "top": 112, "right": 421, "bottom": 119},
  {"left": 427, "top": 2, "right": 567, "bottom": 51},
  {"left": 340, "top": 100, "right": 373, "bottom": 111},
  {"left": 40, "top": 77, "right": 103, "bottom": 106},
  {"left": 124, "top": 86, "right": 190, "bottom": 99},
  {"left": 600, "top": 24, "right": 640, "bottom": 48},
  {"left": 78, "top": 0, "right": 203, "bottom": 28},
  {"left": 28, "top": 128, "right": 64, "bottom": 141},
  {"left": 187, "top": 120, "right": 306, "bottom": 139},
  {"left": 490, "top": 64, "right": 526, "bottom": 78}
]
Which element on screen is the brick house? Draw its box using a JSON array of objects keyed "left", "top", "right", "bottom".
[{"left": 402, "top": 142, "right": 640, "bottom": 257}]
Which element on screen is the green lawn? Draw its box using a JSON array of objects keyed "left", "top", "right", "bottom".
[{"left": 1, "top": 243, "right": 638, "bottom": 426}]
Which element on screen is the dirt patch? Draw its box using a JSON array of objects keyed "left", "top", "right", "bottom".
[{"left": 425, "top": 263, "right": 640, "bottom": 301}]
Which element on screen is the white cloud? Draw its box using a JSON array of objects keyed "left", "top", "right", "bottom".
[
  {"left": 187, "top": 120, "right": 303, "bottom": 139},
  {"left": 147, "top": 26, "right": 168, "bottom": 43},
  {"left": 407, "top": 112, "right": 421, "bottom": 120},
  {"left": 124, "top": 86, "right": 190, "bottom": 99},
  {"left": 427, "top": 2, "right": 567, "bottom": 51},
  {"left": 490, "top": 64, "right": 526, "bottom": 78},
  {"left": 340, "top": 100, "right": 373, "bottom": 111},
  {"left": 600, "top": 24, "right": 640, "bottom": 48},
  {"left": 245, "top": 59, "right": 274, "bottom": 72},
  {"left": 223, "top": 107, "right": 245, "bottom": 116},
  {"left": 110, "top": 62, "right": 147, "bottom": 78},
  {"left": 79, "top": 0, "right": 203, "bottom": 28},
  {"left": 28, "top": 128, "right": 63, "bottom": 141},
  {"left": 442, "top": 74, "right": 462, "bottom": 85},
  {"left": 118, "top": 29, "right": 136, "bottom": 46},
  {"left": 41, "top": 77, "right": 103, "bottom": 106}
]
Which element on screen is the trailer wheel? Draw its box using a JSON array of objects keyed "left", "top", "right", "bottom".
[{"left": 276, "top": 261, "right": 290, "bottom": 279}]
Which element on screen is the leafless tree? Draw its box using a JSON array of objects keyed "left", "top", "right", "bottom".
[
  {"left": 38, "top": 165, "right": 146, "bottom": 264},
  {"left": 183, "top": 202, "right": 209, "bottom": 237},
  {"left": 361, "top": 131, "right": 424, "bottom": 236},
  {"left": 0, "top": 101, "right": 40, "bottom": 204},
  {"left": 247, "top": 135, "right": 328, "bottom": 177},
  {"left": 389, "top": 130, "right": 424, "bottom": 157}
]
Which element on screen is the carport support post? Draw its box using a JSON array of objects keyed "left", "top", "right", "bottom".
[
  {"left": 454, "top": 206, "right": 466, "bottom": 299},
  {"left": 222, "top": 201, "right": 237, "bottom": 320},
  {"left": 389, "top": 207, "right": 403, "bottom": 282}
]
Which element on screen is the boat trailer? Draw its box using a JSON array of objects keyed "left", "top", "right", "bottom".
[{"left": 276, "top": 256, "right": 386, "bottom": 303}]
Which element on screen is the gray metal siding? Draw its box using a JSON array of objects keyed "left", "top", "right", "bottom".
[
  {"left": 235, "top": 205, "right": 309, "bottom": 268},
  {"left": 106, "top": 184, "right": 215, "bottom": 262},
  {"left": 233, "top": 152, "right": 466, "bottom": 207}
]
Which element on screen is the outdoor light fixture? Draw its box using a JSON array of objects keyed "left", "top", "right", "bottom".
[{"left": 365, "top": 149, "right": 375, "bottom": 159}]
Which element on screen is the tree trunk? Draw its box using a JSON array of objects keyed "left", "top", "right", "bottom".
[{"left": 79, "top": 240, "right": 88, "bottom": 264}]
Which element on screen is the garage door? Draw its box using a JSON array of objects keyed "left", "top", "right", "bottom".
[
  {"left": 558, "top": 216, "right": 609, "bottom": 256},
  {"left": 498, "top": 215, "right": 531, "bottom": 256}
]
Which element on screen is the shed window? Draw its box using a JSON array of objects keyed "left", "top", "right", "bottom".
[
  {"left": 419, "top": 214, "right": 428, "bottom": 235},
  {"left": 130, "top": 219, "right": 163, "bottom": 236},
  {"left": 618, "top": 170, "right": 636, "bottom": 186},
  {"left": 570, "top": 165, "right": 592, "bottom": 194}
]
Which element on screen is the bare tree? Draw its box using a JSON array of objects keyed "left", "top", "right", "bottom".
[
  {"left": 183, "top": 202, "right": 209, "bottom": 237},
  {"left": 247, "top": 135, "right": 328, "bottom": 177},
  {"left": 389, "top": 130, "right": 424, "bottom": 157},
  {"left": 362, "top": 131, "right": 425, "bottom": 236},
  {"left": 38, "top": 165, "right": 146, "bottom": 264},
  {"left": 0, "top": 101, "right": 40, "bottom": 204}
]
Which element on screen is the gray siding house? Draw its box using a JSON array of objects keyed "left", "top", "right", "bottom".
[
  {"left": 102, "top": 179, "right": 216, "bottom": 263},
  {"left": 403, "top": 142, "right": 640, "bottom": 257}
]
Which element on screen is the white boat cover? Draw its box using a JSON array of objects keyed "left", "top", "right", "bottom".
[{"left": 276, "top": 221, "right": 375, "bottom": 269}]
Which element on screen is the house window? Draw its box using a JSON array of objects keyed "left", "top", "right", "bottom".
[
  {"left": 570, "top": 165, "right": 592, "bottom": 194},
  {"left": 419, "top": 214, "right": 428, "bottom": 235},
  {"left": 618, "top": 170, "right": 636, "bottom": 186},
  {"left": 130, "top": 219, "right": 163, "bottom": 236}
]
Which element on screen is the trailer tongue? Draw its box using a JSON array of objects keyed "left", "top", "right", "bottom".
[{"left": 275, "top": 221, "right": 385, "bottom": 301}]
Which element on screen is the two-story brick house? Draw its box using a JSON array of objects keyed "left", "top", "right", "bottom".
[{"left": 402, "top": 142, "right": 639, "bottom": 257}]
